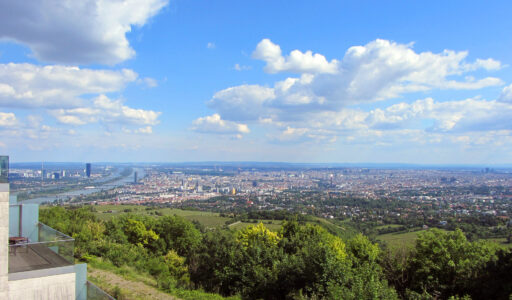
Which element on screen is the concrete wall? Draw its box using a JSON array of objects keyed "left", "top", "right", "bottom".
[
  {"left": 0, "top": 183, "right": 9, "bottom": 299},
  {"left": 8, "top": 272, "right": 76, "bottom": 300}
]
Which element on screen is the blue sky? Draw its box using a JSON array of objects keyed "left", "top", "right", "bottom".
[{"left": 1, "top": 0, "right": 512, "bottom": 164}]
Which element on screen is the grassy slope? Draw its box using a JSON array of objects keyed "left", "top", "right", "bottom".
[
  {"left": 228, "top": 220, "right": 283, "bottom": 231},
  {"left": 91, "top": 205, "right": 349, "bottom": 235},
  {"left": 484, "top": 237, "right": 512, "bottom": 248},
  {"left": 93, "top": 205, "right": 230, "bottom": 228},
  {"left": 374, "top": 224, "right": 404, "bottom": 230},
  {"left": 376, "top": 226, "right": 512, "bottom": 249},
  {"left": 376, "top": 229, "right": 427, "bottom": 247},
  {"left": 88, "top": 259, "right": 240, "bottom": 300},
  {"left": 89, "top": 267, "right": 176, "bottom": 300}
]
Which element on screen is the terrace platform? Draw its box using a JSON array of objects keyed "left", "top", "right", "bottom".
[{"left": 9, "top": 243, "right": 72, "bottom": 273}]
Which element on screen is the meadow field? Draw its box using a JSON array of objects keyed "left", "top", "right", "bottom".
[
  {"left": 89, "top": 204, "right": 351, "bottom": 234},
  {"left": 92, "top": 204, "right": 231, "bottom": 227},
  {"left": 375, "top": 229, "right": 426, "bottom": 247}
]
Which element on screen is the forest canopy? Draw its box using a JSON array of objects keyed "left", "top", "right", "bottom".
[{"left": 40, "top": 206, "right": 512, "bottom": 300}]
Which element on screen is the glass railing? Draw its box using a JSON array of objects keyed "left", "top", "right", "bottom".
[
  {"left": 86, "top": 281, "right": 115, "bottom": 300},
  {"left": 8, "top": 222, "right": 74, "bottom": 273}
]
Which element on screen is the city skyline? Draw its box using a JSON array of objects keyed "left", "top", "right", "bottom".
[{"left": 1, "top": 1, "right": 512, "bottom": 164}]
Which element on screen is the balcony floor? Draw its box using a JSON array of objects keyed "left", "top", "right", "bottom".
[{"left": 8, "top": 244, "right": 72, "bottom": 273}]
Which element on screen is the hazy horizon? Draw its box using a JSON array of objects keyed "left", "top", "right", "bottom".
[{"left": 8, "top": 160, "right": 512, "bottom": 169}]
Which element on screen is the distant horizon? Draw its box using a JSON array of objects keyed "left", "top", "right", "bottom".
[{"left": 8, "top": 160, "right": 512, "bottom": 169}]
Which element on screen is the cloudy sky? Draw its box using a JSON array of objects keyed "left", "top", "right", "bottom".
[{"left": 1, "top": 1, "right": 512, "bottom": 164}]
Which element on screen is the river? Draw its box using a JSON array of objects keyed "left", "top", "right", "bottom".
[{"left": 20, "top": 167, "right": 146, "bottom": 204}]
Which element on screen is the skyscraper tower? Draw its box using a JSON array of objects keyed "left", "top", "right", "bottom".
[
  {"left": 86, "top": 163, "right": 91, "bottom": 178},
  {"left": 134, "top": 171, "right": 138, "bottom": 184},
  {"left": 0, "top": 156, "right": 8, "bottom": 184}
]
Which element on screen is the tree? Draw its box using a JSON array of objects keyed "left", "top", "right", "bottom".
[
  {"left": 277, "top": 222, "right": 350, "bottom": 299},
  {"left": 408, "top": 229, "right": 498, "bottom": 298},
  {"left": 380, "top": 245, "right": 413, "bottom": 298},
  {"left": 164, "top": 250, "right": 190, "bottom": 285},
  {"left": 190, "top": 230, "right": 245, "bottom": 296},
  {"left": 469, "top": 248, "right": 512, "bottom": 299},
  {"left": 237, "top": 222, "right": 281, "bottom": 249},
  {"left": 154, "top": 215, "right": 202, "bottom": 258},
  {"left": 123, "top": 218, "right": 159, "bottom": 247}
]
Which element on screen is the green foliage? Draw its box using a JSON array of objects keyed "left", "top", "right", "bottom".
[
  {"left": 154, "top": 215, "right": 202, "bottom": 257},
  {"left": 468, "top": 248, "right": 512, "bottom": 299},
  {"left": 326, "top": 234, "right": 397, "bottom": 300},
  {"left": 190, "top": 229, "right": 244, "bottom": 295},
  {"left": 164, "top": 250, "right": 190, "bottom": 285},
  {"left": 408, "top": 229, "right": 498, "bottom": 298},
  {"left": 380, "top": 245, "right": 413, "bottom": 298},
  {"left": 112, "top": 286, "right": 126, "bottom": 300},
  {"left": 41, "top": 205, "right": 512, "bottom": 300},
  {"left": 104, "top": 242, "right": 146, "bottom": 267},
  {"left": 326, "top": 263, "right": 398, "bottom": 300},
  {"left": 192, "top": 220, "right": 395, "bottom": 299},
  {"left": 346, "top": 233, "right": 380, "bottom": 265},
  {"left": 237, "top": 222, "right": 281, "bottom": 249},
  {"left": 123, "top": 218, "right": 159, "bottom": 246}
]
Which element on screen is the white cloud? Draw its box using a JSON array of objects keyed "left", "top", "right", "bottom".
[
  {"left": 499, "top": 83, "right": 512, "bottom": 103},
  {"left": 192, "top": 114, "right": 250, "bottom": 135},
  {"left": 210, "top": 39, "right": 504, "bottom": 126},
  {"left": 312, "top": 97, "right": 512, "bottom": 135},
  {"left": 253, "top": 39, "right": 339, "bottom": 74},
  {"left": 234, "top": 64, "right": 251, "bottom": 71},
  {"left": 0, "top": 116, "right": 62, "bottom": 142},
  {"left": 208, "top": 85, "right": 276, "bottom": 121},
  {"left": 272, "top": 126, "right": 336, "bottom": 143},
  {"left": 207, "top": 42, "right": 216, "bottom": 49},
  {"left": 318, "top": 39, "right": 503, "bottom": 103},
  {"left": 140, "top": 77, "right": 158, "bottom": 88},
  {"left": 467, "top": 58, "right": 503, "bottom": 71},
  {"left": 122, "top": 126, "right": 153, "bottom": 134},
  {"left": 135, "top": 126, "right": 153, "bottom": 134},
  {"left": 0, "top": 63, "right": 137, "bottom": 108},
  {"left": 51, "top": 94, "right": 160, "bottom": 126},
  {"left": 0, "top": 0, "right": 168, "bottom": 65},
  {"left": 0, "top": 112, "right": 17, "bottom": 127},
  {"left": 211, "top": 92, "right": 512, "bottom": 148}
]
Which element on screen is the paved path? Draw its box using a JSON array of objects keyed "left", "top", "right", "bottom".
[{"left": 228, "top": 221, "right": 241, "bottom": 227}]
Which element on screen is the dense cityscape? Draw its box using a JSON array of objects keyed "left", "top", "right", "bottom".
[{"left": 10, "top": 163, "right": 512, "bottom": 239}]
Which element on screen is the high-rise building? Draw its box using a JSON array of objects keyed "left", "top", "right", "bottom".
[
  {"left": 0, "top": 155, "right": 112, "bottom": 299},
  {"left": 134, "top": 171, "right": 138, "bottom": 184},
  {"left": 85, "top": 163, "right": 91, "bottom": 178},
  {"left": 0, "top": 156, "right": 7, "bottom": 183}
]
